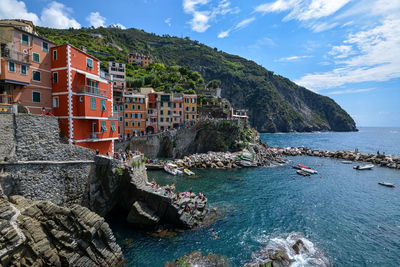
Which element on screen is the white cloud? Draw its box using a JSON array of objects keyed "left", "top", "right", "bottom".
[
  {"left": 218, "top": 17, "right": 255, "bottom": 38},
  {"left": 309, "top": 21, "right": 338, "bottom": 32},
  {"left": 109, "top": 23, "right": 126, "bottom": 29},
  {"left": 183, "top": 0, "right": 239, "bottom": 32},
  {"left": 87, "top": 12, "right": 106, "bottom": 28},
  {"left": 296, "top": 17, "right": 400, "bottom": 90},
  {"left": 40, "top": 1, "right": 81, "bottom": 29},
  {"left": 165, "top": 18, "right": 172, "bottom": 27},
  {"left": 276, "top": 55, "right": 312, "bottom": 62},
  {"left": 0, "top": 0, "right": 40, "bottom": 25},
  {"left": 255, "top": 0, "right": 351, "bottom": 21},
  {"left": 327, "top": 88, "right": 375, "bottom": 95},
  {"left": 218, "top": 30, "right": 230, "bottom": 38}
]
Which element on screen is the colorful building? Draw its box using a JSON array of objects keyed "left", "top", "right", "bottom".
[
  {"left": 0, "top": 20, "right": 55, "bottom": 114},
  {"left": 158, "top": 93, "right": 173, "bottom": 131},
  {"left": 146, "top": 92, "right": 158, "bottom": 133},
  {"left": 183, "top": 94, "right": 198, "bottom": 126},
  {"left": 127, "top": 52, "right": 153, "bottom": 66},
  {"left": 123, "top": 93, "right": 147, "bottom": 137},
  {"left": 172, "top": 93, "right": 184, "bottom": 128},
  {"left": 51, "top": 44, "right": 118, "bottom": 154},
  {"left": 108, "top": 61, "right": 126, "bottom": 139}
]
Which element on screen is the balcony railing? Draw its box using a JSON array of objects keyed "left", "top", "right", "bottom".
[
  {"left": 0, "top": 94, "right": 12, "bottom": 104},
  {"left": 1, "top": 49, "right": 30, "bottom": 64},
  {"left": 78, "top": 85, "right": 108, "bottom": 97}
]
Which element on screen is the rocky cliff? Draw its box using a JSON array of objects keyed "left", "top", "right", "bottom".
[
  {"left": 0, "top": 194, "right": 124, "bottom": 266},
  {"left": 118, "top": 119, "right": 258, "bottom": 159}
]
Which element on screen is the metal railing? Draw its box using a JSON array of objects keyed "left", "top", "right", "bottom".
[
  {"left": 1, "top": 49, "right": 30, "bottom": 64},
  {"left": 0, "top": 94, "right": 12, "bottom": 104},
  {"left": 78, "top": 85, "right": 108, "bottom": 97}
]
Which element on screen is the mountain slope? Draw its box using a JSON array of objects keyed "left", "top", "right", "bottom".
[{"left": 36, "top": 26, "right": 357, "bottom": 132}]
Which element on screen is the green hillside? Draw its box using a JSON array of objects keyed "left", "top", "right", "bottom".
[{"left": 36, "top": 26, "right": 357, "bottom": 132}]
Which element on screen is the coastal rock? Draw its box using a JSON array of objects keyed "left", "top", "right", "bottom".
[
  {"left": 165, "top": 250, "right": 229, "bottom": 267},
  {"left": 0, "top": 194, "right": 124, "bottom": 266}
]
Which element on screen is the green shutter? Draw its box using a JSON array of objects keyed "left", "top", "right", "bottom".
[
  {"left": 33, "top": 71, "right": 41, "bottom": 81},
  {"left": 22, "top": 34, "right": 29, "bottom": 45},
  {"left": 42, "top": 42, "right": 48, "bottom": 52},
  {"left": 32, "top": 92, "right": 41, "bottom": 103},
  {"left": 101, "top": 99, "right": 106, "bottom": 111},
  {"left": 33, "top": 53, "right": 40, "bottom": 62},
  {"left": 101, "top": 121, "right": 107, "bottom": 132},
  {"left": 111, "top": 121, "right": 116, "bottom": 132},
  {"left": 90, "top": 98, "right": 96, "bottom": 110}
]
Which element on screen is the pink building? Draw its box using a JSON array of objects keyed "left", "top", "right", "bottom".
[{"left": 172, "top": 93, "right": 184, "bottom": 128}]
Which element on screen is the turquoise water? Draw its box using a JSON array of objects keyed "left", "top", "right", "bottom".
[
  {"left": 261, "top": 127, "right": 400, "bottom": 155},
  {"left": 108, "top": 129, "right": 400, "bottom": 266}
]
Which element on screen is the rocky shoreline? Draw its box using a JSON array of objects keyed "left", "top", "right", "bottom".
[{"left": 268, "top": 146, "right": 400, "bottom": 170}]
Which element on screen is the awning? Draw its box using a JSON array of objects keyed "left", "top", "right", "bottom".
[
  {"left": 76, "top": 70, "right": 108, "bottom": 83},
  {"left": 2, "top": 79, "right": 30, "bottom": 86}
]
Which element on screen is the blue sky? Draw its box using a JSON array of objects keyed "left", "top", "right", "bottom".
[{"left": 1, "top": 0, "right": 399, "bottom": 127}]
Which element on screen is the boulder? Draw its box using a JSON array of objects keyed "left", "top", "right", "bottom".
[{"left": 126, "top": 201, "right": 160, "bottom": 228}]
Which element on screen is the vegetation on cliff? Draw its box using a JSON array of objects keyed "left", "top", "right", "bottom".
[{"left": 36, "top": 26, "right": 357, "bottom": 132}]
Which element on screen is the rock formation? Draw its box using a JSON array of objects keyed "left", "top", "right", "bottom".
[
  {"left": 165, "top": 251, "right": 229, "bottom": 267},
  {"left": 0, "top": 194, "right": 124, "bottom": 266}
]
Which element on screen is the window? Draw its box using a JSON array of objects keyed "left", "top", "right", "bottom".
[
  {"left": 186, "top": 107, "right": 189, "bottom": 111},
  {"left": 114, "top": 105, "right": 118, "bottom": 111},
  {"left": 100, "top": 99, "right": 106, "bottom": 111},
  {"left": 21, "top": 65, "right": 26, "bottom": 75},
  {"left": 179, "top": 111, "right": 182, "bottom": 115},
  {"left": 53, "top": 97, "right": 59, "bottom": 108},
  {"left": 32, "top": 92, "right": 41, "bottom": 103},
  {"left": 33, "top": 53, "right": 40, "bottom": 63},
  {"left": 160, "top": 118, "right": 164, "bottom": 122},
  {"left": 138, "top": 105, "right": 141, "bottom": 110},
  {"left": 179, "top": 103, "right": 182, "bottom": 108},
  {"left": 160, "top": 110, "right": 163, "bottom": 115},
  {"left": 185, "top": 98, "right": 189, "bottom": 103},
  {"left": 22, "top": 34, "right": 29, "bottom": 46},
  {"left": 111, "top": 121, "right": 116, "bottom": 132},
  {"left": 168, "top": 110, "right": 171, "bottom": 115},
  {"left": 53, "top": 50, "right": 57, "bottom": 60},
  {"left": 119, "top": 117, "right": 122, "bottom": 121},
  {"left": 53, "top": 72, "right": 58, "bottom": 83},
  {"left": 125, "top": 113, "right": 128, "bottom": 118},
  {"left": 125, "top": 104, "right": 128, "bottom": 109},
  {"left": 90, "top": 97, "right": 96, "bottom": 110},
  {"left": 192, "top": 98, "right": 196, "bottom": 103},
  {"left": 186, "top": 115, "right": 189, "bottom": 119},
  {"left": 192, "top": 107, "right": 195, "bottom": 111},
  {"left": 138, "top": 122, "right": 141, "bottom": 127},
  {"left": 33, "top": 71, "right": 41, "bottom": 81},
  {"left": 132, "top": 104, "right": 135, "bottom": 109},
  {"left": 192, "top": 115, "right": 195, "bottom": 119},
  {"left": 42, "top": 42, "right": 48, "bottom": 52},
  {"left": 125, "top": 122, "right": 128, "bottom": 126},
  {"left": 87, "top": 58, "right": 93, "bottom": 69},
  {"left": 132, "top": 122, "right": 135, "bottom": 127},
  {"left": 119, "top": 105, "right": 123, "bottom": 111},
  {"left": 8, "top": 62, "right": 15, "bottom": 72},
  {"left": 101, "top": 121, "right": 107, "bottom": 132}
]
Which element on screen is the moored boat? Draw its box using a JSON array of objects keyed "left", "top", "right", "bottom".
[
  {"left": 184, "top": 169, "right": 195, "bottom": 176},
  {"left": 301, "top": 168, "right": 318, "bottom": 174},
  {"left": 292, "top": 165, "right": 302, "bottom": 170},
  {"left": 378, "top": 182, "right": 395, "bottom": 188},
  {"left": 296, "top": 170, "right": 310, "bottom": 176},
  {"left": 353, "top": 164, "right": 374, "bottom": 170},
  {"left": 298, "top": 164, "right": 311, "bottom": 169},
  {"left": 341, "top": 160, "right": 353, "bottom": 164},
  {"left": 164, "top": 165, "right": 177, "bottom": 175}
]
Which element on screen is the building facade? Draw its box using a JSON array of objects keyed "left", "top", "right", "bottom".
[
  {"left": 123, "top": 93, "right": 147, "bottom": 137},
  {"left": 0, "top": 20, "right": 55, "bottom": 114},
  {"left": 127, "top": 52, "right": 153, "bottom": 66},
  {"left": 158, "top": 93, "right": 173, "bottom": 131},
  {"left": 108, "top": 61, "right": 126, "bottom": 139},
  {"left": 172, "top": 93, "right": 184, "bottom": 128},
  {"left": 51, "top": 44, "right": 118, "bottom": 154},
  {"left": 146, "top": 92, "right": 158, "bottom": 133},
  {"left": 183, "top": 94, "right": 197, "bottom": 126}
]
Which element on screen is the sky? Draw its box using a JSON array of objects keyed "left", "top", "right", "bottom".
[{"left": 1, "top": 0, "right": 399, "bottom": 127}]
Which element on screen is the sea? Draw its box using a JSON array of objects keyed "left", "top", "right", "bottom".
[{"left": 107, "top": 127, "right": 400, "bottom": 266}]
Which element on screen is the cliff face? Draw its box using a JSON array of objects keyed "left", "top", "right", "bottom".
[
  {"left": 118, "top": 120, "right": 258, "bottom": 159},
  {"left": 36, "top": 26, "right": 357, "bottom": 132},
  {"left": 0, "top": 194, "right": 124, "bottom": 266}
]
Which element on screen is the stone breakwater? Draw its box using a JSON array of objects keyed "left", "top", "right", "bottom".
[
  {"left": 268, "top": 146, "right": 400, "bottom": 170},
  {"left": 173, "top": 148, "right": 285, "bottom": 169}
]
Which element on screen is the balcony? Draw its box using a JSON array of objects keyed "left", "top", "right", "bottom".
[
  {"left": 1, "top": 49, "right": 30, "bottom": 64},
  {"left": 0, "top": 94, "right": 12, "bottom": 104},
  {"left": 78, "top": 85, "right": 108, "bottom": 97}
]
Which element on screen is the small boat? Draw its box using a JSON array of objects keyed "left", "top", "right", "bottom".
[
  {"left": 296, "top": 170, "right": 309, "bottom": 176},
  {"left": 298, "top": 164, "right": 311, "bottom": 169},
  {"left": 164, "top": 165, "right": 177, "bottom": 175},
  {"left": 341, "top": 160, "right": 353, "bottom": 164},
  {"left": 353, "top": 164, "right": 374, "bottom": 170},
  {"left": 175, "top": 169, "right": 183, "bottom": 175},
  {"left": 184, "top": 169, "right": 195, "bottom": 176},
  {"left": 378, "top": 182, "right": 395, "bottom": 188},
  {"left": 301, "top": 168, "right": 318, "bottom": 174},
  {"left": 292, "top": 165, "right": 302, "bottom": 170}
]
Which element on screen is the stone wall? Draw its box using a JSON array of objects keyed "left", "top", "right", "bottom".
[{"left": 0, "top": 114, "right": 15, "bottom": 161}]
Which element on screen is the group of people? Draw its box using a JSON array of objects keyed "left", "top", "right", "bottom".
[{"left": 112, "top": 149, "right": 142, "bottom": 162}]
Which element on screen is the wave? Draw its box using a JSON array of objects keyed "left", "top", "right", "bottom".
[{"left": 247, "top": 232, "right": 331, "bottom": 267}]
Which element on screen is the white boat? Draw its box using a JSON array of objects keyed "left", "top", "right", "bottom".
[
  {"left": 167, "top": 163, "right": 178, "bottom": 168},
  {"left": 175, "top": 169, "right": 183, "bottom": 175},
  {"left": 378, "top": 182, "right": 395, "bottom": 188},
  {"left": 184, "top": 169, "right": 195, "bottom": 176},
  {"left": 353, "top": 164, "right": 374, "bottom": 170},
  {"left": 341, "top": 160, "right": 353, "bottom": 164},
  {"left": 164, "top": 165, "right": 177, "bottom": 175},
  {"left": 301, "top": 168, "right": 318, "bottom": 174}
]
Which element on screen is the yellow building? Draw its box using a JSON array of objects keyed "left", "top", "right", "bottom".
[
  {"left": 123, "top": 93, "right": 147, "bottom": 137},
  {"left": 183, "top": 94, "right": 197, "bottom": 126},
  {"left": 158, "top": 93, "right": 173, "bottom": 131}
]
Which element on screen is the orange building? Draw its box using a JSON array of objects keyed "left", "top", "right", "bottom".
[
  {"left": 0, "top": 20, "right": 55, "bottom": 114},
  {"left": 183, "top": 94, "right": 198, "bottom": 126},
  {"left": 123, "top": 93, "right": 147, "bottom": 137},
  {"left": 51, "top": 44, "right": 118, "bottom": 154},
  {"left": 127, "top": 52, "right": 153, "bottom": 67}
]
